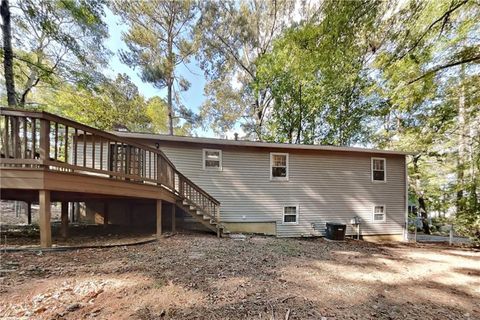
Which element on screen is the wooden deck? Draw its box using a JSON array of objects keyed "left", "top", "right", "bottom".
[{"left": 0, "top": 108, "right": 223, "bottom": 247}]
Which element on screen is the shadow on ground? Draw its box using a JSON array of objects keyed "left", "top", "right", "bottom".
[{"left": 1, "top": 234, "right": 479, "bottom": 319}]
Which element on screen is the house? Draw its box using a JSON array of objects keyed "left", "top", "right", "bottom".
[
  {"left": 108, "top": 132, "right": 410, "bottom": 241},
  {"left": 0, "top": 108, "right": 410, "bottom": 247}
]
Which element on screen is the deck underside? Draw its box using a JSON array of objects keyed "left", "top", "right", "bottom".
[{"left": 0, "top": 168, "right": 182, "bottom": 248}]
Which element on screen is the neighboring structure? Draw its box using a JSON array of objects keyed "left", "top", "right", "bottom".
[{"left": 113, "top": 133, "right": 410, "bottom": 240}]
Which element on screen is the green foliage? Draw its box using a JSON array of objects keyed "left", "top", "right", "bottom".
[
  {"left": 372, "top": 0, "right": 479, "bottom": 237},
  {"left": 111, "top": 0, "right": 199, "bottom": 134},
  {"left": 11, "top": 0, "right": 110, "bottom": 106},
  {"left": 36, "top": 74, "right": 169, "bottom": 133},
  {"left": 455, "top": 210, "right": 480, "bottom": 245},
  {"left": 196, "top": 0, "right": 300, "bottom": 138},
  {"left": 255, "top": 0, "right": 381, "bottom": 144}
]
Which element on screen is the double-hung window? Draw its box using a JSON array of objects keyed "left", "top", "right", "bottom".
[
  {"left": 371, "top": 158, "right": 386, "bottom": 182},
  {"left": 270, "top": 153, "right": 289, "bottom": 181},
  {"left": 203, "top": 149, "right": 222, "bottom": 171},
  {"left": 283, "top": 205, "right": 298, "bottom": 224},
  {"left": 373, "top": 205, "right": 386, "bottom": 222}
]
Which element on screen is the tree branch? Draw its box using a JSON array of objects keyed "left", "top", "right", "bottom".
[
  {"left": 397, "top": 0, "right": 468, "bottom": 61},
  {"left": 407, "top": 54, "right": 480, "bottom": 84}
]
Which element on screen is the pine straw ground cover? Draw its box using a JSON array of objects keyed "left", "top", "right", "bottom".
[{"left": 1, "top": 234, "right": 479, "bottom": 319}]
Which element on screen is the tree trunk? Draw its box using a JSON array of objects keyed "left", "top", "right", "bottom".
[
  {"left": 413, "top": 155, "right": 430, "bottom": 234},
  {"left": 295, "top": 84, "right": 302, "bottom": 144},
  {"left": 418, "top": 196, "right": 430, "bottom": 234},
  {"left": 1, "top": 0, "right": 17, "bottom": 107},
  {"left": 167, "top": 22, "right": 174, "bottom": 136},
  {"left": 167, "top": 81, "right": 173, "bottom": 135},
  {"left": 456, "top": 65, "right": 467, "bottom": 213}
]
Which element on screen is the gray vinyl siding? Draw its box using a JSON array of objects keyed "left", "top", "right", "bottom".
[
  {"left": 76, "top": 138, "right": 407, "bottom": 237},
  {"left": 158, "top": 145, "right": 406, "bottom": 238},
  {"left": 70, "top": 141, "right": 108, "bottom": 170}
]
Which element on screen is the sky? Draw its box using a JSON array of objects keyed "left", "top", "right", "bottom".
[{"left": 103, "top": 9, "right": 215, "bottom": 136}]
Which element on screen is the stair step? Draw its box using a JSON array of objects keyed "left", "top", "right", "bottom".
[{"left": 180, "top": 197, "right": 226, "bottom": 235}]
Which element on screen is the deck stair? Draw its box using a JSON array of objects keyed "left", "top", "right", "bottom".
[{"left": 176, "top": 199, "right": 226, "bottom": 236}]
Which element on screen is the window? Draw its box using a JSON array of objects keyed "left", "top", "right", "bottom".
[
  {"left": 270, "top": 153, "right": 289, "bottom": 180},
  {"left": 371, "top": 157, "right": 386, "bottom": 182},
  {"left": 283, "top": 205, "right": 298, "bottom": 224},
  {"left": 373, "top": 205, "right": 386, "bottom": 222},
  {"left": 203, "top": 149, "right": 222, "bottom": 171}
]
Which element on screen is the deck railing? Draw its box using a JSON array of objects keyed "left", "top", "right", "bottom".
[{"left": 0, "top": 108, "right": 220, "bottom": 220}]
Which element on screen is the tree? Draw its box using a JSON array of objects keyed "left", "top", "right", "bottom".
[
  {"left": 196, "top": 0, "right": 302, "bottom": 139},
  {"left": 3, "top": 0, "right": 109, "bottom": 108},
  {"left": 1, "top": 0, "right": 16, "bottom": 106},
  {"left": 254, "top": 0, "right": 381, "bottom": 145},
  {"left": 111, "top": 0, "right": 198, "bottom": 135},
  {"left": 38, "top": 74, "right": 155, "bottom": 132},
  {"left": 372, "top": 0, "right": 480, "bottom": 236}
]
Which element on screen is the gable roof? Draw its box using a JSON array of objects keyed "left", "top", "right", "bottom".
[{"left": 115, "top": 132, "right": 414, "bottom": 156}]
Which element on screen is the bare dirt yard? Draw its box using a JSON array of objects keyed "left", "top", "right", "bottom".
[{"left": 1, "top": 234, "right": 479, "bottom": 320}]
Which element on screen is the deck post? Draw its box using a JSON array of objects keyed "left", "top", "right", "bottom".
[
  {"left": 61, "top": 202, "right": 69, "bottom": 239},
  {"left": 216, "top": 205, "right": 221, "bottom": 238},
  {"left": 171, "top": 203, "right": 176, "bottom": 233},
  {"left": 27, "top": 202, "right": 32, "bottom": 225},
  {"left": 156, "top": 199, "right": 162, "bottom": 239},
  {"left": 39, "top": 119, "right": 50, "bottom": 161},
  {"left": 103, "top": 202, "right": 109, "bottom": 227},
  {"left": 69, "top": 202, "right": 75, "bottom": 222},
  {"left": 39, "top": 190, "right": 52, "bottom": 248}
]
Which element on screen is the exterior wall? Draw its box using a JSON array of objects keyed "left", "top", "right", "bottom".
[
  {"left": 155, "top": 143, "right": 406, "bottom": 238},
  {"left": 77, "top": 138, "right": 407, "bottom": 238}
]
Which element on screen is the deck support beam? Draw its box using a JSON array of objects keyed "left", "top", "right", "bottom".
[
  {"left": 156, "top": 199, "right": 162, "bottom": 239},
  {"left": 27, "top": 202, "right": 32, "bottom": 225},
  {"left": 171, "top": 203, "right": 176, "bottom": 233},
  {"left": 39, "top": 190, "right": 52, "bottom": 248},
  {"left": 61, "top": 202, "right": 69, "bottom": 239},
  {"left": 103, "top": 202, "right": 109, "bottom": 227}
]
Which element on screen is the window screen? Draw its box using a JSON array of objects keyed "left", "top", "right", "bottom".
[
  {"left": 373, "top": 205, "right": 386, "bottom": 222},
  {"left": 204, "top": 149, "right": 222, "bottom": 170},
  {"left": 283, "top": 206, "right": 298, "bottom": 223},
  {"left": 372, "top": 158, "right": 386, "bottom": 181},
  {"left": 271, "top": 153, "right": 288, "bottom": 179}
]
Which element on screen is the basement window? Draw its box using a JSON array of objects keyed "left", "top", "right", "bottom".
[
  {"left": 283, "top": 205, "right": 298, "bottom": 224},
  {"left": 203, "top": 149, "right": 222, "bottom": 171},
  {"left": 373, "top": 205, "right": 386, "bottom": 223},
  {"left": 270, "top": 153, "right": 289, "bottom": 181},
  {"left": 371, "top": 158, "right": 386, "bottom": 182}
]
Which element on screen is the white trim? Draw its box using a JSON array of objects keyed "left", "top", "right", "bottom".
[
  {"left": 203, "top": 148, "right": 222, "bottom": 171},
  {"left": 371, "top": 157, "right": 387, "bottom": 182},
  {"left": 270, "top": 152, "right": 289, "bottom": 181},
  {"left": 372, "top": 204, "right": 387, "bottom": 223},
  {"left": 282, "top": 205, "right": 299, "bottom": 225}
]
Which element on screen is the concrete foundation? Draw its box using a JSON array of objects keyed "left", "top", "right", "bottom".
[{"left": 223, "top": 221, "right": 277, "bottom": 236}]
